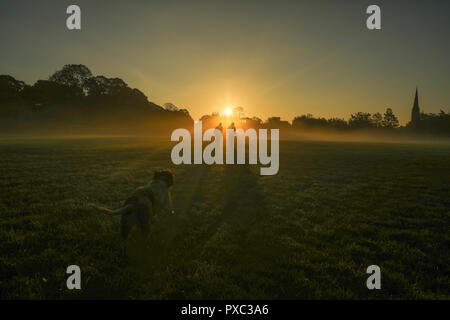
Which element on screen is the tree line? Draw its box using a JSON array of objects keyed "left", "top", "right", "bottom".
[
  {"left": 1, "top": 65, "right": 449, "bottom": 136},
  {"left": 289, "top": 109, "right": 450, "bottom": 136},
  {"left": 0, "top": 64, "right": 192, "bottom": 134},
  {"left": 199, "top": 107, "right": 450, "bottom": 137},
  {"left": 293, "top": 108, "right": 400, "bottom": 130}
]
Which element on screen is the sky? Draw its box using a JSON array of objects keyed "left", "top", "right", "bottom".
[{"left": 1, "top": 0, "right": 449, "bottom": 124}]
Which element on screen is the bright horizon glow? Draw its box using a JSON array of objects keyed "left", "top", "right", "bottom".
[
  {"left": 1, "top": 1, "right": 449, "bottom": 125},
  {"left": 225, "top": 108, "right": 232, "bottom": 116}
]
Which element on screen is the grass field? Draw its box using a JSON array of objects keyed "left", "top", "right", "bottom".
[{"left": 0, "top": 137, "right": 449, "bottom": 299}]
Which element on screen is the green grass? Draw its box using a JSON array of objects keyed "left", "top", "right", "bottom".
[{"left": 0, "top": 137, "right": 449, "bottom": 299}]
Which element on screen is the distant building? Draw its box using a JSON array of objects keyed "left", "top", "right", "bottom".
[{"left": 411, "top": 87, "right": 420, "bottom": 124}]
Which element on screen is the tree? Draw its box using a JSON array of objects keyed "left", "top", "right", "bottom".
[
  {"left": 0, "top": 75, "right": 27, "bottom": 93},
  {"left": 233, "top": 106, "right": 244, "bottom": 118},
  {"left": 240, "top": 116, "right": 262, "bottom": 129},
  {"left": 107, "top": 78, "right": 128, "bottom": 95},
  {"left": 382, "top": 108, "right": 399, "bottom": 128},
  {"left": 199, "top": 114, "right": 211, "bottom": 122},
  {"left": 21, "top": 80, "right": 83, "bottom": 107},
  {"left": 292, "top": 114, "right": 330, "bottom": 129},
  {"left": 251, "top": 116, "right": 262, "bottom": 125},
  {"left": 348, "top": 112, "right": 373, "bottom": 129},
  {"left": 84, "top": 76, "right": 128, "bottom": 96},
  {"left": 84, "top": 76, "right": 110, "bottom": 96},
  {"left": 163, "top": 103, "right": 179, "bottom": 112},
  {"left": 49, "top": 64, "right": 93, "bottom": 92},
  {"left": 0, "top": 75, "right": 29, "bottom": 119},
  {"left": 0, "top": 75, "right": 27, "bottom": 104},
  {"left": 0, "top": 65, "right": 193, "bottom": 134},
  {"left": 408, "top": 110, "right": 450, "bottom": 136},
  {"left": 371, "top": 112, "right": 383, "bottom": 128},
  {"left": 327, "top": 118, "right": 348, "bottom": 130},
  {"left": 178, "top": 108, "right": 190, "bottom": 116}
]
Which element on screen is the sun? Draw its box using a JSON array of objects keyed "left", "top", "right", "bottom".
[{"left": 225, "top": 108, "right": 232, "bottom": 116}]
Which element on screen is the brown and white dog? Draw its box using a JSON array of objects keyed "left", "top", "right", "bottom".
[{"left": 90, "top": 170, "right": 175, "bottom": 255}]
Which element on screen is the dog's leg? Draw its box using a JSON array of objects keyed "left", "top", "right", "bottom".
[
  {"left": 140, "top": 221, "right": 149, "bottom": 237},
  {"left": 123, "top": 240, "right": 127, "bottom": 256},
  {"left": 121, "top": 215, "right": 131, "bottom": 256},
  {"left": 137, "top": 211, "right": 151, "bottom": 251}
]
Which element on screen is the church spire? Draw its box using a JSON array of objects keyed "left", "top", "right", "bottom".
[{"left": 411, "top": 86, "right": 420, "bottom": 124}]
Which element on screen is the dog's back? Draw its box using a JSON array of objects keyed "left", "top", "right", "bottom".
[{"left": 91, "top": 169, "right": 175, "bottom": 256}]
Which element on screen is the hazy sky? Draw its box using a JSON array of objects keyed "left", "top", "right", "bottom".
[{"left": 1, "top": 0, "right": 449, "bottom": 124}]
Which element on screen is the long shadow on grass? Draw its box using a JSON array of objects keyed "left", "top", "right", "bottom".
[
  {"left": 170, "top": 165, "right": 284, "bottom": 298},
  {"left": 121, "top": 166, "right": 212, "bottom": 288},
  {"left": 201, "top": 165, "right": 285, "bottom": 297},
  {"left": 124, "top": 164, "right": 281, "bottom": 298}
]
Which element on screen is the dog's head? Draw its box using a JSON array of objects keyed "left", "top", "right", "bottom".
[{"left": 153, "top": 169, "right": 175, "bottom": 188}]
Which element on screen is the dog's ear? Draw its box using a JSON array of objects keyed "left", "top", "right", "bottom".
[
  {"left": 162, "top": 170, "right": 174, "bottom": 187},
  {"left": 153, "top": 169, "right": 174, "bottom": 187}
]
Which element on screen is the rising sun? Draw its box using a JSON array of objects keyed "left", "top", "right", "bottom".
[{"left": 225, "top": 108, "right": 232, "bottom": 116}]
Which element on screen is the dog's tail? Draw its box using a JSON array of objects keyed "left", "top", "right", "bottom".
[{"left": 89, "top": 203, "right": 133, "bottom": 216}]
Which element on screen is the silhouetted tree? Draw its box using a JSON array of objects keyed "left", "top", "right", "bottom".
[
  {"left": 107, "top": 78, "right": 128, "bottom": 95},
  {"left": 84, "top": 76, "right": 112, "bottom": 96},
  {"left": 178, "top": 108, "right": 190, "bottom": 117},
  {"left": 238, "top": 117, "right": 262, "bottom": 129},
  {"left": 84, "top": 75, "right": 150, "bottom": 108},
  {"left": 21, "top": 80, "right": 83, "bottom": 108},
  {"left": 408, "top": 110, "right": 450, "bottom": 136},
  {"left": 382, "top": 108, "right": 399, "bottom": 128},
  {"left": 292, "top": 114, "right": 328, "bottom": 129},
  {"left": 0, "top": 75, "right": 27, "bottom": 95},
  {"left": 0, "top": 75, "right": 27, "bottom": 105},
  {"left": 348, "top": 112, "right": 373, "bottom": 129},
  {"left": 163, "top": 102, "right": 179, "bottom": 112},
  {"left": 371, "top": 112, "right": 383, "bottom": 128},
  {"left": 85, "top": 76, "right": 127, "bottom": 96},
  {"left": 0, "top": 65, "right": 194, "bottom": 134},
  {"left": 49, "top": 64, "right": 92, "bottom": 92},
  {"left": 252, "top": 116, "right": 262, "bottom": 124},
  {"left": 200, "top": 114, "right": 212, "bottom": 122},
  {"left": 327, "top": 118, "right": 348, "bottom": 130},
  {"left": 3, "top": 64, "right": 448, "bottom": 137},
  {"left": 233, "top": 106, "right": 244, "bottom": 118},
  {"left": 0, "top": 75, "right": 29, "bottom": 119}
]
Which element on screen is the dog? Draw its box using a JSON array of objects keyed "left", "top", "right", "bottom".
[{"left": 90, "top": 169, "right": 175, "bottom": 255}]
